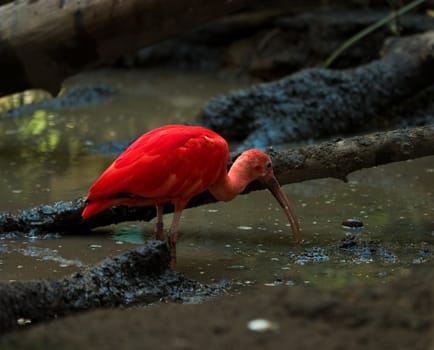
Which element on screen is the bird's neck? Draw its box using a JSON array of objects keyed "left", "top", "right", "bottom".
[{"left": 208, "top": 163, "right": 252, "bottom": 202}]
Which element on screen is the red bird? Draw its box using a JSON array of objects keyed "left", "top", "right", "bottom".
[{"left": 82, "top": 125, "right": 300, "bottom": 265}]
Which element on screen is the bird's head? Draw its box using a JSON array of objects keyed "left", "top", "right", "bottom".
[
  {"left": 238, "top": 149, "right": 301, "bottom": 243},
  {"left": 236, "top": 149, "right": 274, "bottom": 179}
]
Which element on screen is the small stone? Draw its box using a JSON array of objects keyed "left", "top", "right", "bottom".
[
  {"left": 247, "top": 318, "right": 279, "bottom": 332},
  {"left": 342, "top": 218, "right": 363, "bottom": 229},
  {"left": 17, "top": 318, "right": 32, "bottom": 326}
]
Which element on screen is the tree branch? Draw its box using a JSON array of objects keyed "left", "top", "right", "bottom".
[
  {"left": 268, "top": 124, "right": 434, "bottom": 184},
  {"left": 0, "top": 124, "right": 433, "bottom": 236}
]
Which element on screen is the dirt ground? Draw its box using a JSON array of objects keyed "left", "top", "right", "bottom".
[{"left": 1, "top": 267, "right": 432, "bottom": 350}]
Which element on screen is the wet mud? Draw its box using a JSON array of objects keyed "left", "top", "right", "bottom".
[{"left": 1, "top": 265, "right": 432, "bottom": 350}]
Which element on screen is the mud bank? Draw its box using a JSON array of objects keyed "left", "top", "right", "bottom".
[{"left": 1, "top": 266, "right": 432, "bottom": 350}]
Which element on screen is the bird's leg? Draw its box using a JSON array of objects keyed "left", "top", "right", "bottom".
[
  {"left": 167, "top": 210, "right": 183, "bottom": 269},
  {"left": 155, "top": 205, "right": 165, "bottom": 241}
]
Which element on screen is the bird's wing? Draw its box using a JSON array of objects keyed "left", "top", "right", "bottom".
[{"left": 86, "top": 125, "right": 229, "bottom": 202}]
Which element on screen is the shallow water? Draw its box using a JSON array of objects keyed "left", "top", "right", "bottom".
[{"left": 0, "top": 68, "right": 433, "bottom": 291}]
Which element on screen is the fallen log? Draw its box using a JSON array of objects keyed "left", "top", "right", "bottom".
[
  {"left": 0, "top": 124, "right": 433, "bottom": 236},
  {"left": 0, "top": 240, "right": 219, "bottom": 334},
  {"left": 197, "top": 31, "right": 434, "bottom": 149},
  {"left": 0, "top": 0, "right": 251, "bottom": 97}
]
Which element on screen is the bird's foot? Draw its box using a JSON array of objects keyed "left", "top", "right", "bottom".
[
  {"left": 155, "top": 222, "right": 165, "bottom": 241},
  {"left": 167, "top": 238, "right": 177, "bottom": 269},
  {"left": 169, "top": 256, "right": 177, "bottom": 269}
]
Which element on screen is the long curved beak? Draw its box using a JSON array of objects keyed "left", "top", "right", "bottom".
[{"left": 259, "top": 174, "right": 301, "bottom": 243}]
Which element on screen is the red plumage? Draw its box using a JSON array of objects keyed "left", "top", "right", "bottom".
[{"left": 82, "top": 125, "right": 228, "bottom": 219}]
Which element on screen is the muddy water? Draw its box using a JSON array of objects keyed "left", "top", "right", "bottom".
[{"left": 0, "top": 68, "right": 433, "bottom": 291}]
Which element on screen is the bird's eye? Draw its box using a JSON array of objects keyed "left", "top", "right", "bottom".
[{"left": 266, "top": 162, "right": 272, "bottom": 169}]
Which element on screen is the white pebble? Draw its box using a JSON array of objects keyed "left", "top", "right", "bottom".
[{"left": 247, "top": 318, "right": 279, "bottom": 332}]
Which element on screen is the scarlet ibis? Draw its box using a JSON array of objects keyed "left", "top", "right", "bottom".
[{"left": 82, "top": 124, "right": 300, "bottom": 265}]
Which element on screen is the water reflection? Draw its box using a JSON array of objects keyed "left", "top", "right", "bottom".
[
  {"left": 0, "top": 68, "right": 247, "bottom": 211},
  {"left": 0, "top": 90, "right": 50, "bottom": 114},
  {"left": 0, "top": 68, "right": 432, "bottom": 290}
]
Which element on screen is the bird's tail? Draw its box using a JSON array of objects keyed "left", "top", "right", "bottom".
[{"left": 82, "top": 200, "right": 114, "bottom": 219}]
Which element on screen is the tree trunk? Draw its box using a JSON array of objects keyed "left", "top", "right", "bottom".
[{"left": 0, "top": 0, "right": 251, "bottom": 97}]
